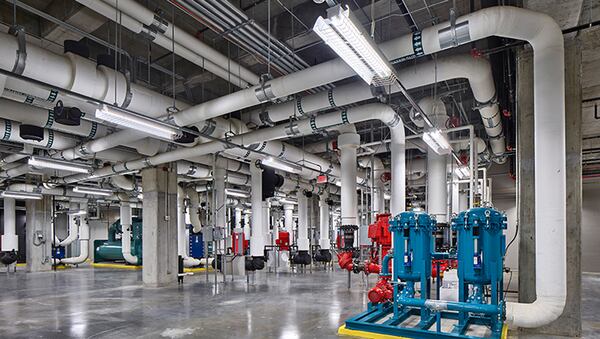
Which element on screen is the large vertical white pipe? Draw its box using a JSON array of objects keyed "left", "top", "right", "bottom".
[
  {"left": 58, "top": 202, "right": 80, "bottom": 246},
  {"left": 427, "top": 152, "right": 448, "bottom": 223},
  {"left": 250, "top": 163, "right": 264, "bottom": 257},
  {"left": 120, "top": 202, "right": 139, "bottom": 265},
  {"left": 319, "top": 193, "right": 330, "bottom": 250},
  {"left": 297, "top": 192, "right": 309, "bottom": 252},
  {"left": 60, "top": 202, "right": 89, "bottom": 265},
  {"left": 1, "top": 198, "right": 17, "bottom": 251},
  {"left": 214, "top": 166, "right": 227, "bottom": 250},
  {"left": 177, "top": 187, "right": 200, "bottom": 267},
  {"left": 283, "top": 204, "right": 294, "bottom": 233},
  {"left": 243, "top": 212, "right": 251, "bottom": 239},
  {"left": 338, "top": 133, "right": 360, "bottom": 247}
]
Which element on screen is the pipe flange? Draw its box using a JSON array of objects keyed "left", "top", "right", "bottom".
[
  {"left": 259, "top": 110, "right": 274, "bottom": 127},
  {"left": 186, "top": 165, "right": 197, "bottom": 176},
  {"left": 198, "top": 119, "right": 217, "bottom": 136},
  {"left": 140, "top": 26, "right": 157, "bottom": 41},
  {"left": 474, "top": 93, "right": 499, "bottom": 109},
  {"left": 285, "top": 121, "right": 300, "bottom": 136},
  {"left": 121, "top": 70, "right": 133, "bottom": 109},
  {"left": 386, "top": 113, "right": 401, "bottom": 128},
  {"left": 8, "top": 25, "right": 27, "bottom": 75},
  {"left": 438, "top": 17, "right": 470, "bottom": 50},
  {"left": 142, "top": 158, "right": 153, "bottom": 168},
  {"left": 254, "top": 83, "right": 276, "bottom": 103}
]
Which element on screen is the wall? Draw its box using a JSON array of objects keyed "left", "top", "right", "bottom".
[
  {"left": 582, "top": 181, "right": 600, "bottom": 272},
  {"left": 493, "top": 197, "right": 518, "bottom": 271}
]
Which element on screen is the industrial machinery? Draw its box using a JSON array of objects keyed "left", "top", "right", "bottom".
[
  {"left": 94, "top": 218, "right": 142, "bottom": 264},
  {"left": 342, "top": 207, "right": 507, "bottom": 339}
]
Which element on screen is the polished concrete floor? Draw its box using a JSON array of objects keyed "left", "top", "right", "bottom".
[{"left": 0, "top": 267, "right": 599, "bottom": 338}]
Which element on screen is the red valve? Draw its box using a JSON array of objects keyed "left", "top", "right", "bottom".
[
  {"left": 337, "top": 251, "right": 354, "bottom": 272},
  {"left": 470, "top": 48, "right": 483, "bottom": 58},
  {"left": 368, "top": 276, "right": 394, "bottom": 304}
]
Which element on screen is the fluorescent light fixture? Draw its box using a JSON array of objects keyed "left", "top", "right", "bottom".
[
  {"left": 422, "top": 128, "right": 452, "bottom": 155},
  {"left": 73, "top": 186, "right": 113, "bottom": 197},
  {"left": 68, "top": 210, "right": 87, "bottom": 216},
  {"left": 1, "top": 190, "right": 43, "bottom": 200},
  {"left": 454, "top": 166, "right": 471, "bottom": 180},
  {"left": 28, "top": 156, "right": 92, "bottom": 174},
  {"left": 313, "top": 5, "right": 395, "bottom": 86},
  {"left": 261, "top": 157, "right": 302, "bottom": 174},
  {"left": 95, "top": 104, "right": 182, "bottom": 140},
  {"left": 225, "top": 188, "right": 250, "bottom": 198}
]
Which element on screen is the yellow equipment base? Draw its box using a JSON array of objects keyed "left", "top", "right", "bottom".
[
  {"left": 337, "top": 324, "right": 509, "bottom": 339},
  {"left": 91, "top": 263, "right": 142, "bottom": 270}
]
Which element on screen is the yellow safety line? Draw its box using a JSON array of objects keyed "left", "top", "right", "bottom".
[
  {"left": 501, "top": 324, "right": 508, "bottom": 339},
  {"left": 184, "top": 267, "right": 212, "bottom": 273},
  {"left": 337, "top": 325, "right": 410, "bottom": 339},
  {"left": 91, "top": 263, "right": 142, "bottom": 270}
]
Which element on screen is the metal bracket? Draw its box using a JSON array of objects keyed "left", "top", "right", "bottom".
[
  {"left": 254, "top": 74, "right": 276, "bottom": 103},
  {"left": 285, "top": 121, "right": 300, "bottom": 136},
  {"left": 9, "top": 25, "right": 27, "bottom": 75},
  {"left": 438, "top": 8, "right": 470, "bottom": 50},
  {"left": 370, "top": 85, "right": 388, "bottom": 103},
  {"left": 259, "top": 110, "right": 274, "bottom": 126},
  {"left": 151, "top": 13, "right": 168, "bottom": 34},
  {"left": 121, "top": 70, "right": 133, "bottom": 109}
]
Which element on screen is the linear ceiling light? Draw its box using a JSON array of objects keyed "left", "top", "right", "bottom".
[
  {"left": 313, "top": 5, "right": 395, "bottom": 86},
  {"left": 73, "top": 186, "right": 113, "bottom": 197},
  {"left": 95, "top": 104, "right": 182, "bottom": 140},
  {"left": 225, "top": 188, "right": 250, "bottom": 198},
  {"left": 422, "top": 128, "right": 452, "bottom": 155},
  {"left": 1, "top": 190, "right": 43, "bottom": 200},
  {"left": 68, "top": 210, "right": 87, "bottom": 216},
  {"left": 454, "top": 166, "right": 471, "bottom": 180},
  {"left": 261, "top": 157, "right": 302, "bottom": 174},
  {"left": 28, "top": 156, "right": 92, "bottom": 174}
]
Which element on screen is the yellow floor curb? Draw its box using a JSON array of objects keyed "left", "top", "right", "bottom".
[
  {"left": 92, "top": 263, "right": 142, "bottom": 270},
  {"left": 337, "top": 325, "right": 410, "bottom": 339},
  {"left": 338, "top": 324, "right": 509, "bottom": 339},
  {"left": 184, "top": 267, "right": 212, "bottom": 273}
]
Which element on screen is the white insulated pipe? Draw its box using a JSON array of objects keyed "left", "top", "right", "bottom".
[
  {"left": 57, "top": 202, "right": 80, "bottom": 246},
  {"left": 177, "top": 187, "right": 200, "bottom": 267},
  {"left": 120, "top": 202, "right": 139, "bottom": 265},
  {"left": 60, "top": 202, "right": 89, "bottom": 265},
  {"left": 338, "top": 133, "right": 359, "bottom": 228},
  {"left": 249, "top": 163, "right": 265, "bottom": 257},
  {"left": 318, "top": 193, "right": 330, "bottom": 250},
  {"left": 243, "top": 212, "right": 251, "bottom": 240},
  {"left": 1, "top": 198, "right": 17, "bottom": 252},
  {"left": 358, "top": 157, "right": 386, "bottom": 215},
  {"left": 296, "top": 192, "right": 309, "bottom": 252},
  {"left": 99, "top": 0, "right": 258, "bottom": 86},
  {"left": 283, "top": 204, "right": 294, "bottom": 233},
  {"left": 427, "top": 152, "right": 448, "bottom": 223},
  {"left": 185, "top": 187, "right": 202, "bottom": 233}
]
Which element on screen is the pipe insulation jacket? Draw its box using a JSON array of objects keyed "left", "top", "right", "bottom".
[
  {"left": 120, "top": 202, "right": 139, "bottom": 265},
  {"left": 297, "top": 192, "right": 309, "bottom": 251},
  {"left": 1, "top": 197, "right": 17, "bottom": 251},
  {"left": 57, "top": 202, "right": 80, "bottom": 247},
  {"left": 249, "top": 163, "right": 265, "bottom": 257},
  {"left": 177, "top": 186, "right": 200, "bottom": 267},
  {"left": 60, "top": 202, "right": 89, "bottom": 265},
  {"left": 318, "top": 193, "right": 330, "bottom": 250}
]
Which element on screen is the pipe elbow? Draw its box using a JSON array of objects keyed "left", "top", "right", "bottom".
[{"left": 506, "top": 296, "right": 566, "bottom": 328}]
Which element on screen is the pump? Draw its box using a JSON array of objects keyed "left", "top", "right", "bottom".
[{"left": 341, "top": 207, "right": 508, "bottom": 339}]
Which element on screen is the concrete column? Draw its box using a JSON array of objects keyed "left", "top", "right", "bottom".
[
  {"left": 517, "top": 40, "right": 582, "bottom": 336},
  {"left": 142, "top": 165, "right": 178, "bottom": 287},
  {"left": 517, "top": 48, "right": 536, "bottom": 305},
  {"left": 214, "top": 165, "right": 227, "bottom": 250},
  {"left": 2, "top": 198, "right": 18, "bottom": 252},
  {"left": 25, "top": 196, "right": 53, "bottom": 272}
]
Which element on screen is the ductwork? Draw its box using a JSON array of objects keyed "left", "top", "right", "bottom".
[
  {"left": 120, "top": 202, "right": 139, "bottom": 265},
  {"left": 111, "top": 175, "right": 137, "bottom": 191}
]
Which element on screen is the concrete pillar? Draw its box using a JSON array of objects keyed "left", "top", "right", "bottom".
[
  {"left": 25, "top": 196, "right": 53, "bottom": 272},
  {"left": 517, "top": 40, "right": 582, "bottom": 336},
  {"left": 142, "top": 165, "right": 178, "bottom": 287},
  {"left": 517, "top": 48, "right": 536, "bottom": 305}
]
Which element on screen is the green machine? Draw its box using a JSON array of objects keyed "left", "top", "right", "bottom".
[{"left": 94, "top": 217, "right": 142, "bottom": 264}]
